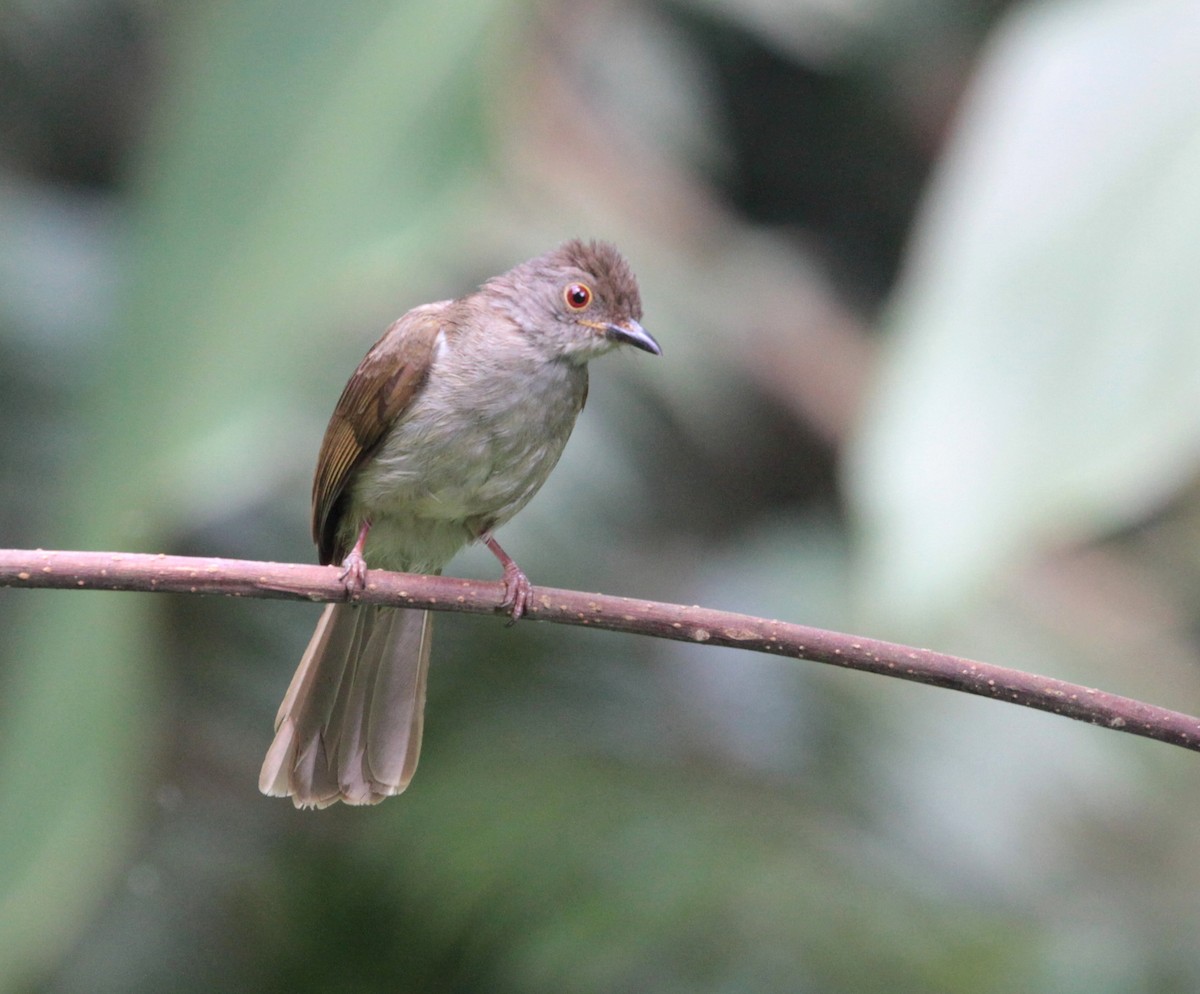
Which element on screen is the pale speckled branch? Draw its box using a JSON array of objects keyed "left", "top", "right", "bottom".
[{"left": 3, "top": 547, "right": 1199, "bottom": 756}]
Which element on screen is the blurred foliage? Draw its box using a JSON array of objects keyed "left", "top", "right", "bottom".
[
  {"left": 850, "top": 0, "right": 1200, "bottom": 626},
  {"left": 3, "top": 0, "right": 1200, "bottom": 992}
]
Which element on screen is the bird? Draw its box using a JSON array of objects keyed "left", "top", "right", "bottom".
[{"left": 259, "top": 239, "right": 660, "bottom": 807}]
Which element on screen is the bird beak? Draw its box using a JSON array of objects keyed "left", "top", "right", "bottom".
[{"left": 604, "top": 319, "right": 662, "bottom": 356}]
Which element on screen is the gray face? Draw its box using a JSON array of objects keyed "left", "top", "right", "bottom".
[{"left": 483, "top": 239, "right": 658, "bottom": 363}]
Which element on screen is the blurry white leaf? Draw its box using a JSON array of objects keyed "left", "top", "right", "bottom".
[{"left": 848, "top": 0, "right": 1200, "bottom": 625}]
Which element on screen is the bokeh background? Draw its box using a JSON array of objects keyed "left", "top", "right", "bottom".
[{"left": 3, "top": 0, "right": 1200, "bottom": 990}]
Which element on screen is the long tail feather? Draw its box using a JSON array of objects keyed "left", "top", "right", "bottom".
[{"left": 259, "top": 604, "right": 432, "bottom": 808}]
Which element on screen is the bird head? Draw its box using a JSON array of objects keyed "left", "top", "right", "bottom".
[{"left": 489, "top": 239, "right": 661, "bottom": 363}]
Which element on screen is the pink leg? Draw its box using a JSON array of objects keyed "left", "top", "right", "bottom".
[
  {"left": 339, "top": 519, "right": 372, "bottom": 592},
  {"left": 482, "top": 531, "right": 532, "bottom": 623}
]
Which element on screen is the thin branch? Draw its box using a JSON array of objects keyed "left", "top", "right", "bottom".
[{"left": 3, "top": 547, "right": 1198, "bottom": 755}]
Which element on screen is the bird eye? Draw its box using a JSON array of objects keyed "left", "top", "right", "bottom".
[{"left": 564, "top": 283, "right": 592, "bottom": 310}]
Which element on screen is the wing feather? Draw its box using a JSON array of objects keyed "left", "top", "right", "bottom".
[{"left": 311, "top": 303, "right": 447, "bottom": 564}]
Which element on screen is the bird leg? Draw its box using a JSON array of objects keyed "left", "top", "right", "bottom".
[
  {"left": 339, "top": 519, "right": 372, "bottom": 593},
  {"left": 482, "top": 531, "right": 532, "bottom": 624}
]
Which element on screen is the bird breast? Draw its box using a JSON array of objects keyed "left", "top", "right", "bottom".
[{"left": 346, "top": 332, "right": 588, "bottom": 572}]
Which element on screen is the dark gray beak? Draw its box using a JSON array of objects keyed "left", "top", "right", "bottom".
[{"left": 606, "top": 319, "right": 662, "bottom": 356}]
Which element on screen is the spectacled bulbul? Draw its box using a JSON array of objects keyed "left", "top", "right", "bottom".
[{"left": 260, "top": 240, "right": 660, "bottom": 807}]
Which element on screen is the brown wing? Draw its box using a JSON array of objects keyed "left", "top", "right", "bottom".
[{"left": 311, "top": 303, "right": 447, "bottom": 564}]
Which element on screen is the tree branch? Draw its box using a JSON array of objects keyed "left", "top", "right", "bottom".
[{"left": 3, "top": 547, "right": 1198, "bottom": 755}]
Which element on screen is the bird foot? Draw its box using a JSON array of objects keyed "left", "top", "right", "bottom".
[
  {"left": 338, "top": 550, "right": 368, "bottom": 593},
  {"left": 481, "top": 530, "right": 533, "bottom": 624},
  {"left": 499, "top": 560, "right": 533, "bottom": 626},
  {"left": 337, "top": 520, "right": 372, "bottom": 595}
]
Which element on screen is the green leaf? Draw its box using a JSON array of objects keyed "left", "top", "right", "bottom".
[{"left": 0, "top": 0, "right": 513, "bottom": 982}]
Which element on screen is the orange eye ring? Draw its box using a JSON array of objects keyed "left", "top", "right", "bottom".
[{"left": 564, "top": 283, "right": 592, "bottom": 310}]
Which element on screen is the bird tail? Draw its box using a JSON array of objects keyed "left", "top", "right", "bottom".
[{"left": 259, "top": 604, "right": 431, "bottom": 808}]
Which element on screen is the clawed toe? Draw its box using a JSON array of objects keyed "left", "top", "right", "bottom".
[
  {"left": 481, "top": 530, "right": 533, "bottom": 625},
  {"left": 500, "top": 564, "right": 532, "bottom": 625},
  {"left": 338, "top": 551, "right": 368, "bottom": 594}
]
